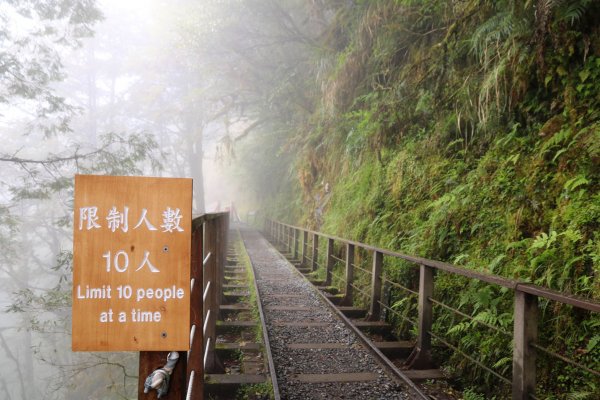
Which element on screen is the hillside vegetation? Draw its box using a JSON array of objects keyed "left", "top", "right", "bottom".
[{"left": 224, "top": 1, "right": 600, "bottom": 397}]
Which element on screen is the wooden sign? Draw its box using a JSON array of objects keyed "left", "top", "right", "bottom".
[{"left": 72, "top": 175, "right": 192, "bottom": 351}]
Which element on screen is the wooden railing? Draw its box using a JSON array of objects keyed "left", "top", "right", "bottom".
[
  {"left": 266, "top": 219, "right": 600, "bottom": 400},
  {"left": 138, "top": 212, "right": 229, "bottom": 399}
]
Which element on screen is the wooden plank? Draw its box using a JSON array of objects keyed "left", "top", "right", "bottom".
[
  {"left": 264, "top": 294, "right": 304, "bottom": 298},
  {"left": 294, "top": 372, "right": 378, "bottom": 383},
  {"left": 374, "top": 341, "right": 413, "bottom": 349},
  {"left": 223, "top": 284, "right": 246, "bottom": 289},
  {"left": 216, "top": 342, "right": 262, "bottom": 351},
  {"left": 352, "top": 321, "right": 390, "bottom": 327},
  {"left": 217, "top": 320, "right": 256, "bottom": 327},
  {"left": 337, "top": 306, "right": 367, "bottom": 318},
  {"left": 272, "top": 321, "right": 331, "bottom": 327},
  {"left": 205, "top": 374, "right": 267, "bottom": 384},
  {"left": 220, "top": 304, "right": 251, "bottom": 311},
  {"left": 352, "top": 320, "right": 392, "bottom": 334},
  {"left": 317, "top": 286, "right": 339, "bottom": 294},
  {"left": 224, "top": 269, "right": 244, "bottom": 274},
  {"left": 224, "top": 271, "right": 246, "bottom": 277},
  {"left": 265, "top": 306, "right": 313, "bottom": 311},
  {"left": 402, "top": 369, "right": 445, "bottom": 381},
  {"left": 72, "top": 175, "right": 192, "bottom": 351},
  {"left": 374, "top": 341, "right": 413, "bottom": 357},
  {"left": 288, "top": 343, "right": 348, "bottom": 349},
  {"left": 259, "top": 279, "right": 289, "bottom": 283}
]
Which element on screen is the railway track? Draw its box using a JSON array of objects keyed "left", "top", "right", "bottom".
[
  {"left": 206, "top": 226, "right": 430, "bottom": 399},
  {"left": 241, "top": 226, "right": 430, "bottom": 400},
  {"left": 204, "top": 229, "right": 277, "bottom": 399}
]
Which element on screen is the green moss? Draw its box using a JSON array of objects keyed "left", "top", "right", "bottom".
[{"left": 238, "top": 1, "right": 600, "bottom": 397}]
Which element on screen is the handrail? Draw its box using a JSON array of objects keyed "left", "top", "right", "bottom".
[
  {"left": 137, "top": 212, "right": 229, "bottom": 399},
  {"left": 271, "top": 220, "right": 599, "bottom": 312},
  {"left": 266, "top": 219, "right": 600, "bottom": 400}
]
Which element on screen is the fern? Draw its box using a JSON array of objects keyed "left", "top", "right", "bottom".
[
  {"left": 557, "top": 0, "right": 593, "bottom": 25},
  {"left": 492, "top": 356, "right": 512, "bottom": 369},
  {"left": 564, "top": 175, "right": 589, "bottom": 192},
  {"left": 586, "top": 334, "right": 600, "bottom": 352},
  {"left": 539, "top": 127, "right": 574, "bottom": 155},
  {"left": 566, "top": 392, "right": 595, "bottom": 400},
  {"left": 447, "top": 321, "right": 470, "bottom": 336}
]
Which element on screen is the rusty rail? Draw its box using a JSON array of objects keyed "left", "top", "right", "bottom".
[
  {"left": 138, "top": 212, "right": 229, "bottom": 400},
  {"left": 267, "top": 219, "right": 600, "bottom": 400}
]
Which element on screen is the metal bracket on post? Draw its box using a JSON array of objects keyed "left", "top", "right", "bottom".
[
  {"left": 407, "top": 264, "right": 434, "bottom": 369},
  {"left": 512, "top": 290, "right": 538, "bottom": 400},
  {"left": 367, "top": 251, "right": 383, "bottom": 321},
  {"left": 143, "top": 352, "right": 180, "bottom": 398}
]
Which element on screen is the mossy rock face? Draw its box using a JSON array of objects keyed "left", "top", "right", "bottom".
[{"left": 220, "top": 1, "right": 600, "bottom": 397}]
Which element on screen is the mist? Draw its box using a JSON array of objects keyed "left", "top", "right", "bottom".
[{"left": 0, "top": 0, "right": 318, "bottom": 397}]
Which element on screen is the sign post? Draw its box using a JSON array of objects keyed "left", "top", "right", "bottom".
[{"left": 72, "top": 175, "right": 192, "bottom": 351}]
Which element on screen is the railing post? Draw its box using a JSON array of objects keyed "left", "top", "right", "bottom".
[
  {"left": 278, "top": 223, "right": 283, "bottom": 247},
  {"left": 203, "top": 219, "right": 218, "bottom": 373},
  {"left": 325, "top": 238, "right": 334, "bottom": 286},
  {"left": 277, "top": 222, "right": 285, "bottom": 248},
  {"left": 293, "top": 228, "right": 299, "bottom": 260},
  {"left": 342, "top": 243, "right": 355, "bottom": 306},
  {"left": 302, "top": 230, "right": 308, "bottom": 267},
  {"left": 408, "top": 264, "right": 434, "bottom": 369},
  {"left": 513, "top": 290, "right": 538, "bottom": 400},
  {"left": 186, "top": 221, "right": 203, "bottom": 397},
  {"left": 312, "top": 233, "right": 319, "bottom": 271},
  {"left": 279, "top": 223, "right": 283, "bottom": 248},
  {"left": 367, "top": 251, "right": 383, "bottom": 321},
  {"left": 218, "top": 213, "right": 229, "bottom": 304}
]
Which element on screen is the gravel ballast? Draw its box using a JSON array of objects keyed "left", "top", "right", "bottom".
[{"left": 240, "top": 227, "right": 409, "bottom": 400}]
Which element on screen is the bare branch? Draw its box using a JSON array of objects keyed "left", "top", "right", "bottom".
[{"left": 0, "top": 145, "right": 109, "bottom": 166}]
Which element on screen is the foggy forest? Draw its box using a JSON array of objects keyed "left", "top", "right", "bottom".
[{"left": 1, "top": 0, "right": 599, "bottom": 399}]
